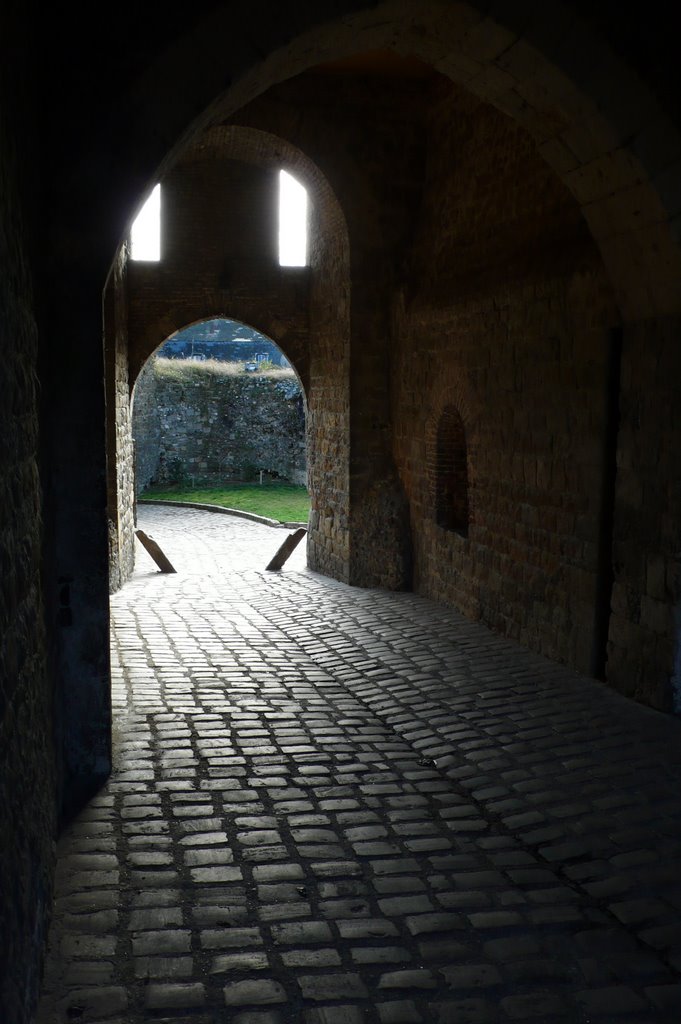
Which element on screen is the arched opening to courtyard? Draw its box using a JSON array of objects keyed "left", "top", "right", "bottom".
[{"left": 132, "top": 317, "right": 309, "bottom": 526}]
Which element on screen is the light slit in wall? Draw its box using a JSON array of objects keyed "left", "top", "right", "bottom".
[
  {"left": 130, "top": 183, "right": 161, "bottom": 261},
  {"left": 278, "top": 170, "right": 308, "bottom": 267}
]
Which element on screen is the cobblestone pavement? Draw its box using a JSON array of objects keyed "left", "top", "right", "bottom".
[{"left": 38, "top": 506, "right": 681, "bottom": 1023}]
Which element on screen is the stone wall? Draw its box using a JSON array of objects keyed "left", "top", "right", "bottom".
[
  {"left": 131, "top": 357, "right": 162, "bottom": 498},
  {"left": 233, "top": 74, "right": 622, "bottom": 670},
  {"left": 0, "top": 8, "right": 56, "bottom": 1020},
  {"left": 393, "top": 86, "right": 620, "bottom": 678},
  {"left": 105, "top": 248, "right": 136, "bottom": 591},
  {"left": 608, "top": 318, "right": 681, "bottom": 710},
  {"left": 306, "top": 177, "right": 351, "bottom": 582},
  {"left": 132, "top": 359, "right": 306, "bottom": 491}
]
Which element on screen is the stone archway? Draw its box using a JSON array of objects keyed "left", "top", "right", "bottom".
[
  {"left": 66, "top": 0, "right": 681, "bottom": 812},
  {"left": 94, "top": 0, "right": 681, "bottom": 320},
  {"left": 105, "top": 126, "right": 351, "bottom": 596},
  {"left": 6, "top": 7, "right": 681, "bottom": 1018}
]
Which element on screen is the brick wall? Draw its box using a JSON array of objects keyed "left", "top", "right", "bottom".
[
  {"left": 127, "top": 155, "right": 310, "bottom": 388},
  {"left": 608, "top": 318, "right": 681, "bottom": 709},
  {"left": 232, "top": 72, "right": 432, "bottom": 590},
  {"left": 232, "top": 72, "right": 625, "bottom": 669},
  {"left": 393, "top": 85, "right": 620, "bottom": 677}
]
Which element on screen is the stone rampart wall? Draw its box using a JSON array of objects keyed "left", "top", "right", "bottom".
[{"left": 133, "top": 360, "right": 306, "bottom": 491}]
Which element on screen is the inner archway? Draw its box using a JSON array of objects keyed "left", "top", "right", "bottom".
[{"left": 132, "top": 317, "right": 308, "bottom": 525}]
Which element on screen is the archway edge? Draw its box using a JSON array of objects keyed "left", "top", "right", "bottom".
[
  {"left": 100, "top": 0, "right": 681, "bottom": 321},
  {"left": 126, "top": 123, "right": 350, "bottom": 392},
  {"left": 131, "top": 314, "right": 308, "bottom": 404}
]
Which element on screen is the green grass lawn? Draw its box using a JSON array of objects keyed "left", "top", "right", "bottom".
[{"left": 140, "top": 483, "right": 310, "bottom": 522}]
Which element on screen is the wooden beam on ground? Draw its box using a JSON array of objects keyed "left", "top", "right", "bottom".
[
  {"left": 266, "top": 528, "right": 307, "bottom": 571},
  {"left": 135, "top": 529, "right": 177, "bottom": 573}
]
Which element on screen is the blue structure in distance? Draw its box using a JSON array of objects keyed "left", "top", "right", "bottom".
[{"left": 161, "top": 318, "right": 289, "bottom": 367}]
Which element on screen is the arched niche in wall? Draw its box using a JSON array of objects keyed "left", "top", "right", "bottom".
[
  {"left": 422, "top": 378, "right": 480, "bottom": 541},
  {"left": 434, "top": 405, "right": 470, "bottom": 537}
]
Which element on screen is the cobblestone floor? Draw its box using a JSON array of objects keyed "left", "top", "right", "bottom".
[{"left": 38, "top": 506, "right": 681, "bottom": 1023}]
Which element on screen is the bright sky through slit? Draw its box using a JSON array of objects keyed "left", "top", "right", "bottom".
[
  {"left": 279, "top": 170, "right": 308, "bottom": 266},
  {"left": 130, "top": 184, "right": 161, "bottom": 260}
]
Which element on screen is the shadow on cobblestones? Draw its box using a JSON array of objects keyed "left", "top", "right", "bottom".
[{"left": 38, "top": 507, "right": 681, "bottom": 1022}]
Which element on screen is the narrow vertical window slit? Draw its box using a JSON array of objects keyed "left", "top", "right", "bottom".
[
  {"left": 278, "top": 170, "right": 308, "bottom": 267},
  {"left": 131, "top": 184, "right": 161, "bottom": 262}
]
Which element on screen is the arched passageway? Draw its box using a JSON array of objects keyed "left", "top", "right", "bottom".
[
  {"left": 94, "top": 1, "right": 681, "bottom": 731},
  {"left": 67, "top": 0, "right": 681, "bottom": 916},
  {"left": 4, "top": 4, "right": 681, "bottom": 1019},
  {"left": 77, "top": 7, "right": 676, "bottom": 842}
]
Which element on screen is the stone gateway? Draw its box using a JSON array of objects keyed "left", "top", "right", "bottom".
[{"left": 2, "top": 3, "right": 681, "bottom": 1021}]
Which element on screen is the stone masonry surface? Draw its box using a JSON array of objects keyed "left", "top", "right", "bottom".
[
  {"left": 132, "top": 360, "right": 305, "bottom": 493},
  {"left": 0, "top": 28, "right": 54, "bottom": 1022},
  {"left": 38, "top": 506, "right": 681, "bottom": 1022}
]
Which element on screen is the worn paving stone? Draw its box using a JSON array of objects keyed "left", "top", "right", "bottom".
[
  {"left": 133, "top": 956, "right": 194, "bottom": 980},
  {"left": 131, "top": 930, "right": 191, "bottom": 956},
  {"left": 210, "top": 951, "right": 270, "bottom": 973},
  {"left": 223, "top": 979, "right": 288, "bottom": 1006},
  {"left": 377, "top": 1002, "right": 424, "bottom": 1023},
  {"left": 281, "top": 949, "right": 342, "bottom": 968},
  {"left": 378, "top": 969, "right": 437, "bottom": 990},
  {"left": 298, "top": 973, "right": 369, "bottom": 1000},
  {"left": 144, "top": 982, "right": 206, "bottom": 1009},
  {"left": 271, "top": 921, "right": 333, "bottom": 945},
  {"left": 305, "top": 1008, "right": 366, "bottom": 1023},
  {"left": 55, "top": 987, "right": 128, "bottom": 1018},
  {"left": 37, "top": 508, "right": 681, "bottom": 1022}
]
